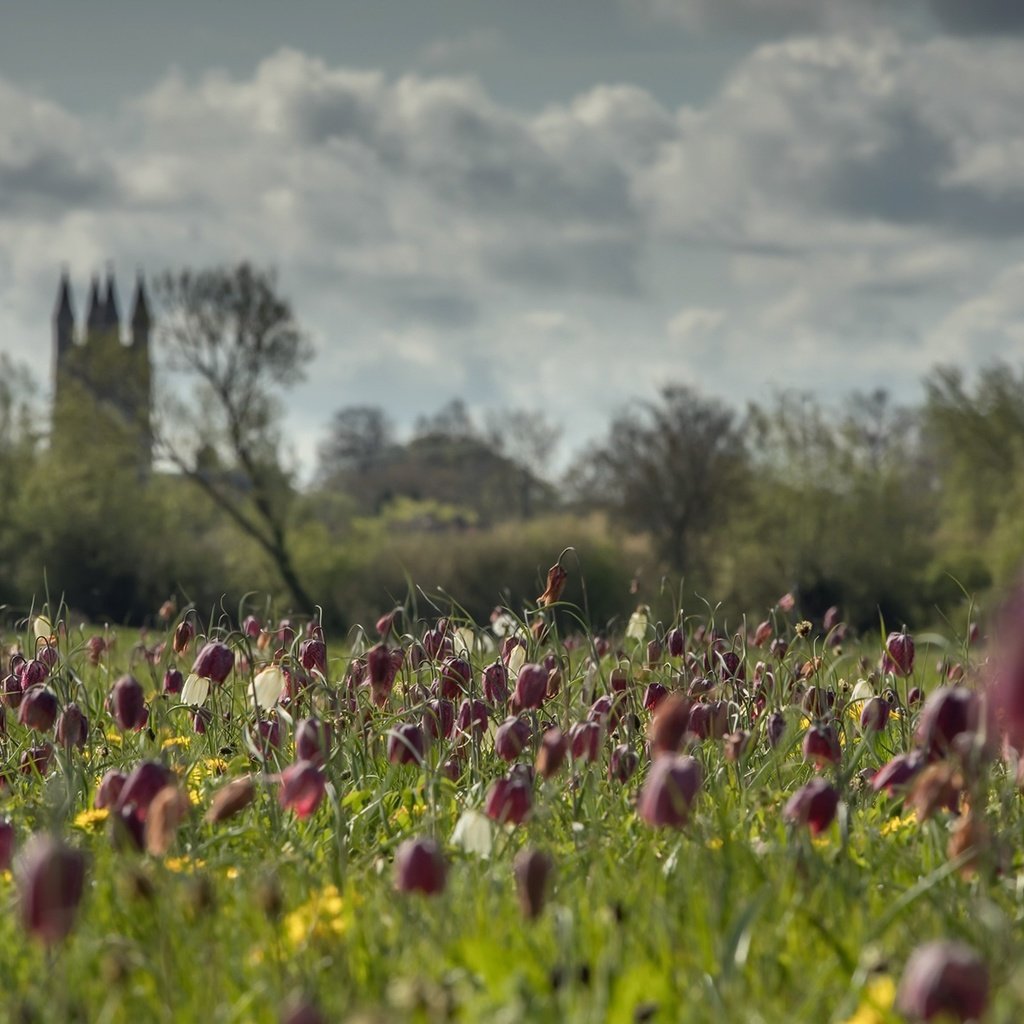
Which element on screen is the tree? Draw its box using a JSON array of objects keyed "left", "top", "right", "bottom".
[
  {"left": 485, "top": 408, "right": 562, "bottom": 519},
  {"left": 572, "top": 384, "right": 748, "bottom": 576},
  {"left": 153, "top": 263, "right": 317, "bottom": 615},
  {"left": 317, "top": 405, "right": 395, "bottom": 484}
]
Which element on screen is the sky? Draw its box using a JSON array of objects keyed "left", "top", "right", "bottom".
[{"left": 3, "top": 0, "right": 1024, "bottom": 475}]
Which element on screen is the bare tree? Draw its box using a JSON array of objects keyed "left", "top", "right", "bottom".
[
  {"left": 317, "top": 405, "right": 395, "bottom": 483},
  {"left": 573, "top": 384, "right": 747, "bottom": 575},
  {"left": 154, "top": 263, "right": 317, "bottom": 614},
  {"left": 485, "top": 408, "right": 562, "bottom": 518}
]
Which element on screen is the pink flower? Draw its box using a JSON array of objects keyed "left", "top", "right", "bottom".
[{"left": 278, "top": 760, "right": 326, "bottom": 818}]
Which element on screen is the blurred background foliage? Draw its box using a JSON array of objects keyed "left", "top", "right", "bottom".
[{"left": 2, "top": 271, "right": 1023, "bottom": 635}]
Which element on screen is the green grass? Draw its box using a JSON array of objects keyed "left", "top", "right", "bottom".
[{"left": 0, "top": 600, "right": 1017, "bottom": 1023}]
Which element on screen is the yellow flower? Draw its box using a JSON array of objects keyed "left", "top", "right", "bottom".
[
  {"left": 106, "top": 730, "right": 122, "bottom": 747},
  {"left": 880, "top": 814, "right": 916, "bottom": 837},
  {"left": 162, "top": 735, "right": 192, "bottom": 751},
  {"left": 165, "top": 856, "right": 206, "bottom": 873},
  {"left": 73, "top": 808, "right": 110, "bottom": 833},
  {"left": 841, "top": 975, "right": 896, "bottom": 1024},
  {"left": 705, "top": 837, "right": 724, "bottom": 851},
  {"left": 390, "top": 803, "right": 427, "bottom": 829},
  {"left": 283, "top": 885, "right": 358, "bottom": 948}
]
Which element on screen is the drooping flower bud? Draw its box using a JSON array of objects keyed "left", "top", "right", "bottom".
[
  {"left": 766, "top": 710, "right": 787, "bottom": 748},
  {"left": 896, "top": 941, "right": 988, "bottom": 1022},
  {"left": 20, "top": 743, "right": 53, "bottom": 776},
  {"left": 609, "top": 744, "right": 639, "bottom": 783},
  {"left": 116, "top": 761, "right": 173, "bottom": 822},
  {"left": 568, "top": 721, "right": 601, "bottom": 762},
  {"left": 19, "top": 659, "right": 48, "bottom": 689},
  {"left": 802, "top": 722, "right": 841, "bottom": 768},
  {"left": 724, "top": 730, "right": 751, "bottom": 763},
  {"left": 783, "top": 778, "right": 839, "bottom": 835},
  {"left": 145, "top": 785, "right": 191, "bottom": 856},
  {"left": 643, "top": 682, "right": 668, "bottom": 712},
  {"left": 95, "top": 770, "right": 127, "bottom": 809},
  {"left": 456, "top": 698, "right": 489, "bottom": 739},
  {"left": 637, "top": 755, "right": 702, "bottom": 828},
  {"left": 514, "top": 847, "right": 553, "bottom": 920},
  {"left": 495, "top": 717, "right": 532, "bottom": 761},
  {"left": 366, "top": 643, "right": 396, "bottom": 707},
  {"left": 394, "top": 837, "right": 447, "bottom": 895},
  {"left": 648, "top": 694, "right": 692, "bottom": 756},
  {"left": 192, "top": 641, "right": 234, "bottom": 684},
  {"left": 110, "top": 675, "right": 148, "bottom": 731},
  {"left": 295, "top": 717, "right": 330, "bottom": 763},
  {"left": 56, "top": 703, "right": 88, "bottom": 749},
  {"left": 883, "top": 629, "right": 915, "bottom": 677},
  {"left": 485, "top": 773, "right": 533, "bottom": 826},
  {"left": 278, "top": 760, "right": 326, "bottom": 818},
  {"left": 871, "top": 752, "right": 925, "bottom": 796},
  {"left": 163, "top": 668, "right": 184, "bottom": 695},
  {"left": 299, "top": 637, "right": 327, "bottom": 676},
  {"left": 860, "top": 696, "right": 890, "bottom": 733},
  {"left": 205, "top": 776, "right": 257, "bottom": 824},
  {"left": 512, "top": 664, "right": 548, "bottom": 712},
  {"left": 482, "top": 661, "right": 509, "bottom": 706},
  {"left": 18, "top": 686, "right": 58, "bottom": 733},
  {"left": 753, "top": 621, "right": 773, "bottom": 647},
  {"left": 537, "top": 563, "right": 568, "bottom": 607},
  {"left": 388, "top": 722, "right": 427, "bottom": 765},
  {"left": 535, "top": 728, "right": 567, "bottom": 780},
  {"left": 173, "top": 619, "right": 195, "bottom": 655},
  {"left": 666, "top": 627, "right": 685, "bottom": 658},
  {"left": 16, "top": 834, "right": 87, "bottom": 946},
  {"left": 242, "top": 615, "right": 262, "bottom": 639},
  {"left": 915, "top": 687, "right": 980, "bottom": 761}
]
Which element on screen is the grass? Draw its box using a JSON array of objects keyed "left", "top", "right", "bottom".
[{"left": 0, "top": 595, "right": 1016, "bottom": 1023}]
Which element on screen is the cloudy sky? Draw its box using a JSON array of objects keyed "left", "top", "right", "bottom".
[{"left": 3, "top": 0, "right": 1024, "bottom": 474}]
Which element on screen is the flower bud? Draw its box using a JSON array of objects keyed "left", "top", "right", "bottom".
[
  {"left": 394, "top": 837, "right": 446, "bottom": 895},
  {"left": 514, "top": 848, "right": 553, "bottom": 920},
  {"left": 192, "top": 640, "right": 234, "bottom": 684},
  {"left": 422, "top": 698, "right": 454, "bottom": 740},
  {"left": 724, "top": 730, "right": 751, "bottom": 763},
  {"left": 376, "top": 608, "right": 398, "bottom": 638},
  {"left": 915, "top": 687, "right": 979, "bottom": 761},
  {"left": 278, "top": 760, "right": 326, "bottom": 818},
  {"left": 638, "top": 755, "right": 702, "bottom": 828},
  {"left": 896, "top": 941, "right": 988, "bottom": 1022},
  {"left": 20, "top": 743, "right": 53, "bottom": 776},
  {"left": 648, "top": 694, "right": 691, "bottom": 756},
  {"left": 173, "top": 619, "right": 195, "bottom": 654},
  {"left": 766, "top": 710, "right": 787, "bottom": 748},
  {"left": 299, "top": 637, "right": 327, "bottom": 676},
  {"left": 783, "top": 778, "right": 838, "bottom": 835},
  {"left": 295, "top": 717, "right": 330, "bottom": 763},
  {"left": 871, "top": 751, "right": 925, "bottom": 796},
  {"left": 485, "top": 774, "right": 532, "bottom": 826},
  {"left": 366, "top": 643, "right": 395, "bottom": 706},
  {"left": 456, "top": 698, "right": 489, "bottom": 739},
  {"left": 145, "top": 785, "right": 191, "bottom": 856},
  {"left": 56, "top": 703, "right": 88, "bottom": 749},
  {"left": 388, "top": 722, "right": 427, "bottom": 765},
  {"left": 568, "top": 721, "right": 601, "bottom": 762},
  {"left": 16, "top": 834, "right": 86, "bottom": 945},
  {"left": 163, "top": 668, "right": 184, "bottom": 695},
  {"left": 537, "top": 563, "right": 568, "bottom": 607},
  {"left": 883, "top": 629, "right": 915, "bottom": 677},
  {"left": 19, "top": 659, "right": 48, "bottom": 688},
  {"left": 117, "top": 761, "right": 173, "bottom": 822},
  {"left": 802, "top": 722, "right": 841, "bottom": 767},
  {"left": 609, "top": 744, "right": 639, "bottom": 783},
  {"left": 205, "top": 776, "right": 257, "bottom": 824},
  {"left": 512, "top": 664, "right": 548, "bottom": 712},
  {"left": 535, "top": 728, "right": 567, "bottom": 780},
  {"left": 753, "top": 621, "right": 772, "bottom": 647},
  {"left": 242, "top": 615, "right": 262, "bottom": 639},
  {"left": 18, "top": 686, "right": 58, "bottom": 733},
  {"left": 110, "top": 675, "right": 148, "bottom": 731},
  {"left": 482, "top": 661, "right": 509, "bottom": 705},
  {"left": 666, "top": 627, "right": 684, "bottom": 658},
  {"left": 643, "top": 682, "right": 667, "bottom": 712},
  {"left": 95, "top": 770, "right": 127, "bottom": 809},
  {"left": 495, "top": 717, "right": 532, "bottom": 761}
]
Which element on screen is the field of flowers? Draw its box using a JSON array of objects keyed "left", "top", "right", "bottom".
[{"left": 1, "top": 565, "right": 1022, "bottom": 1023}]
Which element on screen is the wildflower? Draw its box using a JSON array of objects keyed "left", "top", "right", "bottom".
[
  {"left": 387, "top": 723, "right": 427, "bottom": 766},
  {"left": 537, "top": 563, "right": 568, "bottom": 607},
  {"left": 753, "top": 621, "right": 772, "bottom": 647},
  {"left": 840, "top": 975, "right": 896, "bottom": 1024},
  {"left": 783, "top": 779, "right": 839, "bottom": 835},
  {"left": 482, "top": 661, "right": 509, "bottom": 705},
  {"left": 871, "top": 752, "right": 925, "bottom": 796},
  {"left": 278, "top": 760, "right": 326, "bottom": 818},
  {"left": 394, "top": 837, "right": 447, "bottom": 896},
  {"left": 116, "top": 761, "right": 173, "bottom": 822},
  {"left": 514, "top": 848, "right": 553, "bottom": 920},
  {"left": 56, "top": 703, "right": 88, "bottom": 749},
  {"left": 495, "top": 717, "right": 532, "bottom": 762},
  {"left": 0, "top": 820, "right": 13, "bottom": 871},
  {"left": 15, "top": 834, "right": 87, "bottom": 946},
  {"left": 535, "top": 728, "right": 567, "bottom": 780},
  {"left": 896, "top": 941, "right": 988, "bottom": 1022},
  {"left": 73, "top": 808, "right": 110, "bottom": 834},
  {"left": 95, "top": 770, "right": 127, "bottom": 809},
  {"left": 163, "top": 668, "right": 184, "bottom": 695},
  {"left": 110, "top": 675, "right": 148, "bottom": 731},
  {"left": 204, "top": 776, "right": 257, "bottom": 824},
  {"left": 637, "top": 755, "right": 702, "bottom": 828},
  {"left": 456, "top": 698, "right": 489, "bottom": 739},
  {"left": 860, "top": 697, "right": 890, "bottom": 733},
  {"left": 915, "top": 687, "right": 980, "bottom": 761},
  {"left": 648, "top": 694, "right": 691, "bottom": 756},
  {"left": 18, "top": 686, "right": 58, "bottom": 733},
  {"left": 512, "top": 664, "right": 548, "bottom": 712},
  {"left": 802, "top": 722, "right": 841, "bottom": 768},
  {"left": 248, "top": 665, "right": 285, "bottom": 709},
  {"left": 626, "top": 606, "right": 649, "bottom": 641},
  {"left": 883, "top": 628, "right": 915, "bottom": 677},
  {"left": 192, "top": 640, "right": 234, "bottom": 685},
  {"left": 295, "top": 717, "right": 330, "bottom": 763},
  {"left": 423, "top": 698, "right": 455, "bottom": 740},
  {"left": 485, "top": 773, "right": 532, "bottom": 826},
  {"left": 299, "top": 636, "right": 327, "bottom": 675},
  {"left": 145, "top": 785, "right": 191, "bottom": 856},
  {"left": 609, "top": 744, "right": 639, "bottom": 783},
  {"left": 173, "top": 619, "right": 195, "bottom": 654}
]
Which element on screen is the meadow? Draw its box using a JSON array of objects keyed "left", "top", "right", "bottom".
[{"left": 0, "top": 569, "right": 1017, "bottom": 1024}]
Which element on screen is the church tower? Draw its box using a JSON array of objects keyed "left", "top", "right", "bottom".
[{"left": 51, "top": 268, "right": 154, "bottom": 472}]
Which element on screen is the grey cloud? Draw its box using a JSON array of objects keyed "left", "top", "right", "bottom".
[
  {"left": 926, "top": 0, "right": 1024, "bottom": 34},
  {"left": 0, "top": 150, "right": 116, "bottom": 217}
]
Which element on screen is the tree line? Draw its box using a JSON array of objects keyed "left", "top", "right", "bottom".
[{"left": 1, "top": 263, "right": 1021, "bottom": 632}]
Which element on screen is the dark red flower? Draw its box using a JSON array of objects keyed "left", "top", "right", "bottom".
[
  {"left": 192, "top": 641, "right": 234, "bottom": 684},
  {"left": 512, "top": 664, "right": 548, "bottom": 712},
  {"left": 485, "top": 774, "right": 532, "bottom": 825},
  {"left": 56, "top": 703, "right": 88, "bottom": 749},
  {"left": 783, "top": 778, "right": 839, "bottom": 835},
  {"left": 896, "top": 941, "right": 988, "bottom": 1022},
  {"left": 637, "top": 755, "right": 702, "bottom": 828},
  {"left": 110, "top": 675, "right": 148, "bottom": 731},
  {"left": 394, "top": 837, "right": 446, "bottom": 895},
  {"left": 495, "top": 717, "right": 532, "bottom": 762},
  {"left": 883, "top": 629, "right": 915, "bottom": 677},
  {"left": 16, "top": 834, "right": 86, "bottom": 945},
  {"left": 514, "top": 847, "right": 553, "bottom": 920},
  {"left": 387, "top": 722, "right": 427, "bottom": 765},
  {"left": 18, "top": 686, "right": 58, "bottom": 733},
  {"left": 278, "top": 760, "right": 326, "bottom": 818},
  {"left": 535, "top": 728, "right": 567, "bottom": 779}
]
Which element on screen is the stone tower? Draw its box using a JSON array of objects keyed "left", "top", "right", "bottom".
[{"left": 51, "top": 268, "right": 153, "bottom": 471}]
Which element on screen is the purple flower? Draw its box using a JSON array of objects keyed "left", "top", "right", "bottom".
[
  {"left": 394, "top": 837, "right": 447, "bottom": 895},
  {"left": 637, "top": 755, "right": 702, "bottom": 828}
]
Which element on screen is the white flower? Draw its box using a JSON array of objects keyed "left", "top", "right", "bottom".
[
  {"left": 451, "top": 809, "right": 493, "bottom": 858},
  {"left": 32, "top": 615, "right": 53, "bottom": 641},
  {"left": 250, "top": 665, "right": 285, "bottom": 709},
  {"left": 181, "top": 673, "right": 210, "bottom": 707},
  {"left": 507, "top": 643, "right": 527, "bottom": 676},
  {"left": 626, "top": 606, "right": 649, "bottom": 641}
]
